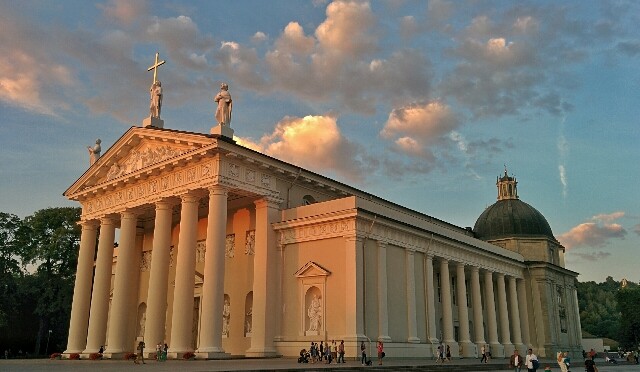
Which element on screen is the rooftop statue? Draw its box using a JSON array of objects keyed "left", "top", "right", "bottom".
[
  {"left": 214, "top": 83, "right": 232, "bottom": 126},
  {"left": 87, "top": 139, "right": 102, "bottom": 166}
]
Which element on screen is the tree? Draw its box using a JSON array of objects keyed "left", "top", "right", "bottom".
[
  {"left": 617, "top": 287, "right": 640, "bottom": 350},
  {"left": 0, "top": 213, "right": 23, "bottom": 328},
  {"left": 17, "top": 207, "right": 82, "bottom": 355}
]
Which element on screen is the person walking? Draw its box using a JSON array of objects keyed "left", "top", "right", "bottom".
[
  {"left": 510, "top": 349, "right": 524, "bottom": 372},
  {"left": 557, "top": 351, "right": 569, "bottom": 372},
  {"left": 134, "top": 340, "right": 146, "bottom": 364},
  {"left": 361, "top": 341, "right": 367, "bottom": 365},
  {"left": 446, "top": 344, "right": 451, "bottom": 362},
  {"left": 377, "top": 341, "right": 384, "bottom": 365},
  {"left": 481, "top": 345, "right": 487, "bottom": 363},
  {"left": 331, "top": 340, "right": 337, "bottom": 363},
  {"left": 436, "top": 344, "right": 444, "bottom": 363},
  {"left": 338, "top": 340, "right": 345, "bottom": 363},
  {"left": 584, "top": 355, "right": 597, "bottom": 372},
  {"left": 526, "top": 348, "right": 539, "bottom": 372}
]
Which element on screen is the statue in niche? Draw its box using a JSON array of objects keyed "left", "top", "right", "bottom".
[
  {"left": 138, "top": 311, "right": 146, "bottom": 337},
  {"left": 87, "top": 139, "right": 102, "bottom": 166},
  {"left": 149, "top": 80, "right": 163, "bottom": 118},
  {"left": 214, "top": 83, "right": 232, "bottom": 126},
  {"left": 245, "top": 307, "right": 252, "bottom": 334},
  {"left": 307, "top": 294, "right": 322, "bottom": 332},
  {"left": 222, "top": 299, "right": 231, "bottom": 337}
]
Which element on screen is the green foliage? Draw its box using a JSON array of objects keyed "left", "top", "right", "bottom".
[
  {"left": 0, "top": 207, "right": 81, "bottom": 355},
  {"left": 616, "top": 287, "right": 640, "bottom": 349},
  {"left": 577, "top": 276, "right": 640, "bottom": 346}
]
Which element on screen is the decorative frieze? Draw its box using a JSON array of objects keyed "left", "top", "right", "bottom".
[
  {"left": 82, "top": 161, "right": 214, "bottom": 219},
  {"left": 106, "top": 145, "right": 187, "bottom": 181},
  {"left": 196, "top": 240, "right": 206, "bottom": 263}
]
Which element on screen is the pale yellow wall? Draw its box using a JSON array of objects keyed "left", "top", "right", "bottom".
[
  {"left": 363, "top": 238, "right": 379, "bottom": 340},
  {"left": 386, "top": 244, "right": 408, "bottom": 342}
]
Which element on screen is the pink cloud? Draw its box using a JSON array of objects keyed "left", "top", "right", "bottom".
[
  {"left": 558, "top": 211, "right": 627, "bottom": 250},
  {"left": 237, "top": 115, "right": 375, "bottom": 183}
]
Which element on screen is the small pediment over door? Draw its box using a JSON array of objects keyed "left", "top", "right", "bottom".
[{"left": 294, "top": 261, "right": 331, "bottom": 279}]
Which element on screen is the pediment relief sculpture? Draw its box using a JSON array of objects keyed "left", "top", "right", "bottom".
[{"left": 106, "top": 144, "right": 189, "bottom": 181}]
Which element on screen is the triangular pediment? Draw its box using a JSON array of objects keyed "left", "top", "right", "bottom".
[
  {"left": 65, "top": 126, "right": 215, "bottom": 197},
  {"left": 294, "top": 261, "right": 331, "bottom": 278}
]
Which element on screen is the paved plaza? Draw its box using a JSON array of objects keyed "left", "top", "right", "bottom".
[{"left": 0, "top": 358, "right": 638, "bottom": 372}]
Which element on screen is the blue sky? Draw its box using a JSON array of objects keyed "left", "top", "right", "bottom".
[{"left": 0, "top": 0, "right": 638, "bottom": 282}]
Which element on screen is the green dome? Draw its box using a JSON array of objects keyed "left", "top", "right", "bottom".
[{"left": 473, "top": 199, "right": 556, "bottom": 241}]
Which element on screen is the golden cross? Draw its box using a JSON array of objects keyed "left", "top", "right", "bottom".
[{"left": 147, "top": 52, "right": 166, "bottom": 84}]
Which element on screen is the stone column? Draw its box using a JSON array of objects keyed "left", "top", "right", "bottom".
[
  {"left": 344, "top": 236, "right": 366, "bottom": 343},
  {"left": 508, "top": 276, "right": 524, "bottom": 353},
  {"left": 424, "top": 254, "right": 438, "bottom": 347},
  {"left": 65, "top": 221, "right": 98, "bottom": 354},
  {"left": 496, "top": 273, "right": 514, "bottom": 356},
  {"left": 440, "top": 259, "right": 459, "bottom": 356},
  {"left": 406, "top": 250, "right": 420, "bottom": 343},
  {"left": 456, "top": 263, "right": 474, "bottom": 357},
  {"left": 246, "top": 197, "right": 280, "bottom": 357},
  {"left": 83, "top": 218, "right": 116, "bottom": 355},
  {"left": 531, "top": 279, "right": 546, "bottom": 352},
  {"left": 377, "top": 241, "right": 391, "bottom": 342},
  {"left": 168, "top": 194, "right": 200, "bottom": 356},
  {"left": 517, "top": 278, "right": 531, "bottom": 348},
  {"left": 105, "top": 212, "right": 139, "bottom": 356},
  {"left": 483, "top": 271, "right": 502, "bottom": 357},
  {"left": 197, "top": 186, "right": 230, "bottom": 358},
  {"left": 470, "top": 267, "right": 486, "bottom": 353},
  {"left": 143, "top": 201, "right": 174, "bottom": 355}
]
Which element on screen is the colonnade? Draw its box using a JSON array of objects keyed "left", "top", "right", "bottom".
[
  {"left": 375, "top": 244, "right": 530, "bottom": 358},
  {"left": 64, "top": 186, "right": 279, "bottom": 358}
]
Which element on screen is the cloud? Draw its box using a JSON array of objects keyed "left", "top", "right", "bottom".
[
  {"left": 0, "top": 12, "right": 76, "bottom": 115},
  {"left": 99, "top": 0, "right": 148, "bottom": 26},
  {"left": 238, "top": 115, "right": 375, "bottom": 182},
  {"left": 616, "top": 40, "right": 640, "bottom": 57},
  {"left": 569, "top": 251, "right": 612, "bottom": 262},
  {"left": 252, "top": 32, "right": 268, "bottom": 43},
  {"left": 558, "top": 212, "right": 627, "bottom": 249},
  {"left": 315, "top": 1, "right": 377, "bottom": 57},
  {"left": 381, "top": 101, "right": 459, "bottom": 144}
]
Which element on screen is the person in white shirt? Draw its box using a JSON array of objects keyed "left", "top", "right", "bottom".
[{"left": 525, "top": 348, "right": 539, "bottom": 371}]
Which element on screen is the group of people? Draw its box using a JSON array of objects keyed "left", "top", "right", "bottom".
[
  {"left": 359, "top": 340, "right": 385, "bottom": 366},
  {"left": 132, "top": 340, "right": 168, "bottom": 364},
  {"left": 299, "top": 340, "right": 345, "bottom": 364},
  {"left": 508, "top": 348, "right": 539, "bottom": 372},
  {"left": 436, "top": 344, "right": 452, "bottom": 363}
]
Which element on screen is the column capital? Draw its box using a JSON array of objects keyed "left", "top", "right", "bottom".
[
  {"left": 377, "top": 240, "right": 389, "bottom": 249},
  {"left": 79, "top": 219, "right": 100, "bottom": 229},
  {"left": 120, "top": 210, "right": 139, "bottom": 220},
  {"left": 180, "top": 193, "right": 200, "bottom": 204},
  {"left": 155, "top": 199, "right": 176, "bottom": 210},
  {"left": 456, "top": 262, "right": 466, "bottom": 269},
  {"left": 344, "top": 234, "right": 363, "bottom": 243},
  {"left": 208, "top": 185, "right": 229, "bottom": 196},
  {"left": 496, "top": 272, "right": 505, "bottom": 279},
  {"left": 439, "top": 257, "right": 449, "bottom": 265},
  {"left": 99, "top": 216, "right": 116, "bottom": 226},
  {"left": 470, "top": 266, "right": 480, "bottom": 273},
  {"left": 254, "top": 195, "right": 283, "bottom": 209}
]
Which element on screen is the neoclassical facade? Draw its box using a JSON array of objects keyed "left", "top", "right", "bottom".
[{"left": 63, "top": 125, "right": 582, "bottom": 359}]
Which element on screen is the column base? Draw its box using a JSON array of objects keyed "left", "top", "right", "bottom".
[
  {"left": 513, "top": 342, "right": 525, "bottom": 354},
  {"left": 341, "top": 334, "right": 368, "bottom": 342},
  {"left": 489, "top": 342, "right": 505, "bottom": 358},
  {"left": 378, "top": 335, "right": 392, "bottom": 342},
  {"left": 459, "top": 341, "right": 477, "bottom": 358},
  {"left": 407, "top": 336, "right": 421, "bottom": 344},
  {"left": 444, "top": 341, "right": 460, "bottom": 358},
  {"left": 245, "top": 347, "right": 278, "bottom": 358},
  {"left": 103, "top": 352, "right": 128, "bottom": 360},
  {"left": 195, "top": 351, "right": 231, "bottom": 359},
  {"left": 503, "top": 343, "right": 515, "bottom": 356}
]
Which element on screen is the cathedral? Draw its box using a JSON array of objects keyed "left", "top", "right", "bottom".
[{"left": 62, "top": 73, "right": 581, "bottom": 360}]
